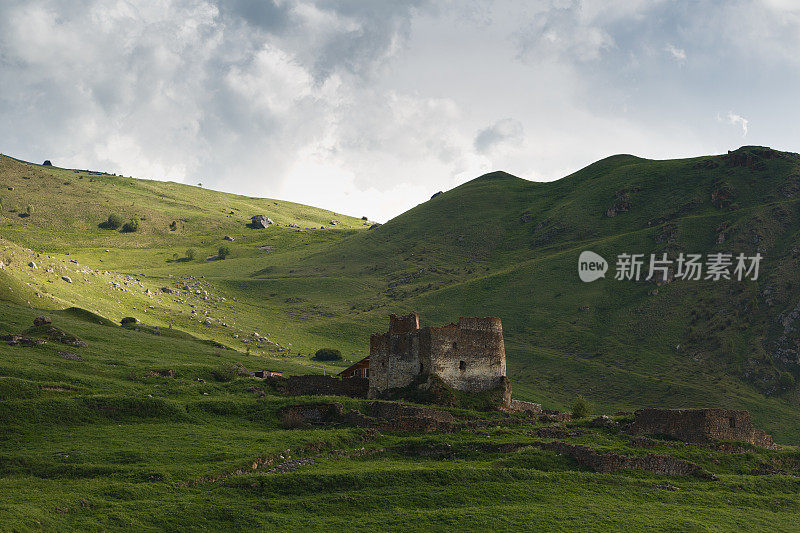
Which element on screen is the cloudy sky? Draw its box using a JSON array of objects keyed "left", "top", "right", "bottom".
[{"left": 1, "top": 1, "right": 799, "bottom": 221}]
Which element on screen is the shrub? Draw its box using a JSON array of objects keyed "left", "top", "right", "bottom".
[
  {"left": 25, "top": 204, "right": 34, "bottom": 216},
  {"left": 105, "top": 213, "right": 123, "bottom": 230},
  {"left": 779, "top": 371, "right": 796, "bottom": 390},
  {"left": 185, "top": 249, "right": 196, "bottom": 261},
  {"left": 218, "top": 246, "right": 231, "bottom": 259},
  {"left": 210, "top": 363, "right": 249, "bottom": 382},
  {"left": 120, "top": 317, "right": 139, "bottom": 326},
  {"left": 571, "top": 395, "right": 591, "bottom": 419},
  {"left": 313, "top": 348, "right": 342, "bottom": 361},
  {"left": 122, "top": 216, "right": 140, "bottom": 233}
]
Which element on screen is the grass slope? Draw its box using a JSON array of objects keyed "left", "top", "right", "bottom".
[
  {"left": 0, "top": 300, "right": 798, "bottom": 530},
  {"left": 1, "top": 149, "right": 799, "bottom": 444}
]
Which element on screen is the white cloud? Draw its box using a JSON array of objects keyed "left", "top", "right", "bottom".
[
  {"left": 0, "top": 0, "right": 799, "bottom": 222},
  {"left": 719, "top": 112, "right": 750, "bottom": 137},
  {"left": 664, "top": 43, "right": 686, "bottom": 62},
  {"left": 474, "top": 119, "right": 525, "bottom": 154}
]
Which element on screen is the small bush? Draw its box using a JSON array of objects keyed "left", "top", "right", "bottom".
[
  {"left": 121, "top": 216, "right": 140, "bottom": 233},
  {"left": 313, "top": 348, "right": 342, "bottom": 361},
  {"left": 218, "top": 246, "right": 231, "bottom": 259},
  {"left": 279, "top": 409, "right": 309, "bottom": 429},
  {"left": 105, "top": 213, "right": 123, "bottom": 230},
  {"left": 210, "top": 363, "right": 249, "bottom": 382},
  {"left": 571, "top": 395, "right": 591, "bottom": 419},
  {"left": 779, "top": 371, "right": 796, "bottom": 390},
  {"left": 185, "top": 249, "right": 196, "bottom": 261},
  {"left": 120, "top": 317, "right": 139, "bottom": 326},
  {"left": 26, "top": 204, "right": 34, "bottom": 216}
]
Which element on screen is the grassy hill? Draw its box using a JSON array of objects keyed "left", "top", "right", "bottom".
[
  {"left": 1, "top": 149, "right": 800, "bottom": 529},
  {"left": 1, "top": 149, "right": 800, "bottom": 441}
]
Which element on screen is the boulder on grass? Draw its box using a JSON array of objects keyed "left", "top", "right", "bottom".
[{"left": 33, "top": 316, "right": 52, "bottom": 327}]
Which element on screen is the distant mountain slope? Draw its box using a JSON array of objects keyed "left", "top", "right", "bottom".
[
  {"left": 0, "top": 155, "right": 368, "bottom": 251},
  {"left": 255, "top": 146, "right": 800, "bottom": 439}
]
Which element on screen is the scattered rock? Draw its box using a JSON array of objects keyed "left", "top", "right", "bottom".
[
  {"left": 43, "top": 160, "right": 52, "bottom": 166},
  {"left": 33, "top": 316, "right": 52, "bottom": 327},
  {"left": 589, "top": 415, "right": 620, "bottom": 429},
  {"left": 654, "top": 484, "right": 682, "bottom": 491},
  {"left": 431, "top": 191, "right": 443, "bottom": 199},
  {"left": 533, "top": 425, "right": 590, "bottom": 438},
  {"left": 145, "top": 369, "right": 175, "bottom": 378},
  {"left": 58, "top": 351, "right": 83, "bottom": 361},
  {"left": 250, "top": 215, "right": 274, "bottom": 229},
  {"left": 539, "top": 410, "right": 571, "bottom": 423},
  {"left": 223, "top": 236, "right": 235, "bottom": 241},
  {"left": 245, "top": 386, "right": 266, "bottom": 397},
  {"left": 160, "top": 287, "right": 173, "bottom": 294},
  {"left": 61, "top": 276, "right": 72, "bottom": 283},
  {"left": 28, "top": 261, "right": 37, "bottom": 269},
  {"left": 751, "top": 462, "right": 779, "bottom": 475}
]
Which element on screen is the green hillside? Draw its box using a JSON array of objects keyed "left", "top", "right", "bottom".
[{"left": 1, "top": 148, "right": 799, "bottom": 443}]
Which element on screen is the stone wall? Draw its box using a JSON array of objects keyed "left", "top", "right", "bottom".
[
  {"left": 369, "top": 327, "right": 421, "bottom": 394},
  {"left": 427, "top": 317, "right": 506, "bottom": 393},
  {"left": 368, "top": 312, "right": 508, "bottom": 404},
  {"left": 629, "top": 408, "right": 774, "bottom": 448},
  {"left": 536, "top": 441, "right": 712, "bottom": 478},
  {"left": 275, "top": 375, "right": 368, "bottom": 398}
]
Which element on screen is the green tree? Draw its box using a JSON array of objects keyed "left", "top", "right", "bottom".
[
  {"left": 217, "top": 246, "right": 231, "bottom": 259},
  {"left": 571, "top": 395, "right": 591, "bottom": 419},
  {"left": 185, "top": 249, "right": 196, "bottom": 261},
  {"left": 313, "top": 348, "right": 342, "bottom": 361},
  {"left": 122, "top": 216, "right": 140, "bottom": 233},
  {"left": 106, "top": 213, "right": 123, "bottom": 229},
  {"left": 25, "top": 204, "right": 34, "bottom": 217}
]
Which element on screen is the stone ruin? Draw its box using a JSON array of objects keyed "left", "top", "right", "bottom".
[
  {"left": 629, "top": 408, "right": 774, "bottom": 448},
  {"left": 368, "top": 312, "right": 510, "bottom": 407}
]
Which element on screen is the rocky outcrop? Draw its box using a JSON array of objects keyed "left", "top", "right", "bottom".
[
  {"left": 250, "top": 215, "right": 274, "bottom": 229},
  {"left": 33, "top": 316, "right": 52, "bottom": 326}
]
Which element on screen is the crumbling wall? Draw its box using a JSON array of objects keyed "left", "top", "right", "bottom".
[
  {"left": 276, "top": 375, "right": 368, "bottom": 398},
  {"left": 629, "top": 408, "right": 774, "bottom": 447},
  {"left": 536, "top": 441, "right": 712, "bottom": 478},
  {"left": 368, "top": 327, "right": 422, "bottom": 397},
  {"left": 369, "top": 312, "right": 508, "bottom": 405},
  {"left": 427, "top": 317, "right": 506, "bottom": 393}
]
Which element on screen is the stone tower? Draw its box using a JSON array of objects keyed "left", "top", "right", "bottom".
[{"left": 368, "top": 312, "right": 509, "bottom": 405}]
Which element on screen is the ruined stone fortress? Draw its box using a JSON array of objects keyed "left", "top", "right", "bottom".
[{"left": 368, "top": 312, "right": 509, "bottom": 404}]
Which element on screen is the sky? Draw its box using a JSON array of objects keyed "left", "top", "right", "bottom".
[{"left": 1, "top": 0, "right": 799, "bottom": 222}]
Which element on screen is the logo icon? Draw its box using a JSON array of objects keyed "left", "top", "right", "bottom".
[{"left": 579, "top": 251, "right": 608, "bottom": 282}]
